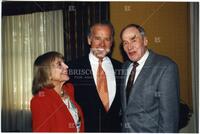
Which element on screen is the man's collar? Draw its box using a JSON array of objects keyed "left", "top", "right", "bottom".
[{"left": 137, "top": 49, "right": 149, "bottom": 65}]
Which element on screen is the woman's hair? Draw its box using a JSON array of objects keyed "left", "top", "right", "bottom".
[{"left": 32, "top": 51, "right": 64, "bottom": 95}]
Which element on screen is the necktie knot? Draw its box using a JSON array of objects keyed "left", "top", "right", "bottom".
[
  {"left": 98, "top": 59, "right": 103, "bottom": 65},
  {"left": 133, "top": 62, "right": 139, "bottom": 68}
]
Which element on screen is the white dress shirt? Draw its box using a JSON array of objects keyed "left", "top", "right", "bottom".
[
  {"left": 125, "top": 50, "right": 149, "bottom": 86},
  {"left": 89, "top": 51, "right": 116, "bottom": 108}
]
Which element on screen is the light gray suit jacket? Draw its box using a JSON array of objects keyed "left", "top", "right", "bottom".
[{"left": 121, "top": 50, "right": 180, "bottom": 132}]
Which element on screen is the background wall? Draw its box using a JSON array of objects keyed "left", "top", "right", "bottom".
[{"left": 110, "top": 2, "right": 192, "bottom": 109}]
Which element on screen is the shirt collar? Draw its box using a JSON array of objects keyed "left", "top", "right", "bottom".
[{"left": 137, "top": 49, "right": 149, "bottom": 65}]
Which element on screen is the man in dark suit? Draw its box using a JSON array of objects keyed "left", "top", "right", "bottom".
[
  {"left": 68, "top": 21, "right": 121, "bottom": 132},
  {"left": 120, "top": 24, "right": 180, "bottom": 132}
]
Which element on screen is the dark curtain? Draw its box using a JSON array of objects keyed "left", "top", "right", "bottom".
[
  {"left": 2, "top": 1, "right": 109, "bottom": 61},
  {"left": 63, "top": 2, "right": 109, "bottom": 61}
]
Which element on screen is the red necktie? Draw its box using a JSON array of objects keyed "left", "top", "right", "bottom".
[{"left": 97, "top": 59, "right": 109, "bottom": 111}]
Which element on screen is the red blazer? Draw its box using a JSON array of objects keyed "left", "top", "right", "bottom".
[{"left": 31, "top": 83, "right": 84, "bottom": 132}]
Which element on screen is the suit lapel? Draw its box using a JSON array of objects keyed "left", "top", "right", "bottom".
[
  {"left": 85, "top": 55, "right": 96, "bottom": 86},
  {"left": 109, "top": 59, "right": 118, "bottom": 109},
  {"left": 109, "top": 59, "right": 121, "bottom": 112},
  {"left": 127, "top": 51, "right": 155, "bottom": 106},
  {"left": 121, "top": 61, "right": 132, "bottom": 110}
]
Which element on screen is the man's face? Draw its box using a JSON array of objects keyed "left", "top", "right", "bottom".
[
  {"left": 121, "top": 27, "right": 148, "bottom": 62},
  {"left": 88, "top": 25, "right": 113, "bottom": 59}
]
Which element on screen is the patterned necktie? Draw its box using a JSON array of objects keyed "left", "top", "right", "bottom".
[
  {"left": 126, "top": 62, "right": 139, "bottom": 103},
  {"left": 97, "top": 59, "right": 109, "bottom": 111}
]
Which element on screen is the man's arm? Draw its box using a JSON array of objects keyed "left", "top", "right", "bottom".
[{"left": 158, "top": 62, "right": 180, "bottom": 132}]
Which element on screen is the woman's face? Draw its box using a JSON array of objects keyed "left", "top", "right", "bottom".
[{"left": 50, "top": 58, "right": 69, "bottom": 84}]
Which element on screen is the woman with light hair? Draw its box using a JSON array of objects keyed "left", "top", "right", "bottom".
[{"left": 31, "top": 51, "right": 84, "bottom": 132}]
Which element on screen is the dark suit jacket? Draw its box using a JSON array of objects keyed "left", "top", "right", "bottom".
[
  {"left": 121, "top": 50, "right": 180, "bottom": 132},
  {"left": 68, "top": 55, "right": 122, "bottom": 132},
  {"left": 31, "top": 83, "right": 84, "bottom": 132}
]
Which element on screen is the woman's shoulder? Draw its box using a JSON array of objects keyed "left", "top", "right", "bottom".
[{"left": 31, "top": 88, "right": 52, "bottom": 105}]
